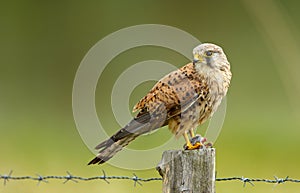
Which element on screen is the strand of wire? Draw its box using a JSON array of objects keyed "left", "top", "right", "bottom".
[{"left": 1, "top": 170, "right": 299, "bottom": 187}]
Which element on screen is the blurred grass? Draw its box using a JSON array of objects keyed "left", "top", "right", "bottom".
[{"left": 1, "top": 0, "right": 300, "bottom": 193}]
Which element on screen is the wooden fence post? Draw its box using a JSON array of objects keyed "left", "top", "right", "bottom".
[{"left": 156, "top": 148, "right": 215, "bottom": 193}]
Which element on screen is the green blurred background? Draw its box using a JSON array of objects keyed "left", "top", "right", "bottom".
[{"left": 1, "top": 0, "right": 300, "bottom": 192}]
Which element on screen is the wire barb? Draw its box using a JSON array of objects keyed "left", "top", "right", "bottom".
[
  {"left": 241, "top": 177, "right": 254, "bottom": 187},
  {"left": 35, "top": 174, "right": 48, "bottom": 186},
  {"left": 132, "top": 173, "right": 142, "bottom": 187},
  {"left": 274, "top": 176, "right": 289, "bottom": 184},
  {"left": 63, "top": 171, "right": 78, "bottom": 184},
  {"left": 101, "top": 170, "right": 110, "bottom": 184},
  {"left": 1, "top": 170, "right": 13, "bottom": 186}
]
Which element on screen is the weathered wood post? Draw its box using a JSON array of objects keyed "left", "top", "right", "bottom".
[{"left": 156, "top": 148, "right": 215, "bottom": 193}]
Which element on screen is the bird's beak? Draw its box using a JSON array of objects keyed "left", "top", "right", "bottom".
[{"left": 193, "top": 54, "right": 203, "bottom": 64}]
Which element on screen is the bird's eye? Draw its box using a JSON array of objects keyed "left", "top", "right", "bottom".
[{"left": 205, "top": 51, "right": 213, "bottom": 57}]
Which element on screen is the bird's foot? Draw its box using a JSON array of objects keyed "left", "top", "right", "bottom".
[
  {"left": 184, "top": 135, "right": 204, "bottom": 150},
  {"left": 183, "top": 135, "right": 213, "bottom": 150},
  {"left": 184, "top": 142, "right": 203, "bottom": 150}
]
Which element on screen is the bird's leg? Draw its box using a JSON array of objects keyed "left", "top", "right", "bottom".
[
  {"left": 183, "top": 132, "right": 203, "bottom": 150},
  {"left": 184, "top": 132, "right": 193, "bottom": 147},
  {"left": 189, "top": 128, "right": 195, "bottom": 138}
]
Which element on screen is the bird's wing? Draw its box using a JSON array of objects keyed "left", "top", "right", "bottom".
[
  {"left": 88, "top": 62, "right": 206, "bottom": 165},
  {"left": 133, "top": 62, "right": 206, "bottom": 119}
]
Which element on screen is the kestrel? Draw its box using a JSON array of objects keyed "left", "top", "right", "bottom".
[{"left": 88, "top": 43, "right": 232, "bottom": 165}]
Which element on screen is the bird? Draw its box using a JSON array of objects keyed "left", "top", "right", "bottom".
[{"left": 88, "top": 43, "right": 232, "bottom": 165}]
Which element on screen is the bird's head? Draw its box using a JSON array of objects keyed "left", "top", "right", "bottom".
[{"left": 192, "top": 43, "right": 230, "bottom": 71}]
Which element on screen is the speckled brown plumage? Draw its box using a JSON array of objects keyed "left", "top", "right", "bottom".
[{"left": 88, "top": 43, "right": 232, "bottom": 165}]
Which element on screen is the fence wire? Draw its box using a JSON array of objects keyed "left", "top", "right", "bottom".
[{"left": 1, "top": 170, "right": 299, "bottom": 187}]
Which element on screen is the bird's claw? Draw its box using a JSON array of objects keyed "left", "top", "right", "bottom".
[{"left": 184, "top": 142, "right": 203, "bottom": 150}]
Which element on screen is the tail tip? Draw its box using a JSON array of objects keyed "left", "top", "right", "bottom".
[{"left": 88, "top": 157, "right": 106, "bottom": 165}]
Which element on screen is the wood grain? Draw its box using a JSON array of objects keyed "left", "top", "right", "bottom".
[{"left": 156, "top": 148, "right": 215, "bottom": 193}]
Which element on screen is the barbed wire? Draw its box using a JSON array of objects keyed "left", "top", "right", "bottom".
[
  {"left": 0, "top": 170, "right": 161, "bottom": 186},
  {"left": 215, "top": 176, "right": 300, "bottom": 187},
  {"left": 1, "top": 170, "right": 300, "bottom": 187}
]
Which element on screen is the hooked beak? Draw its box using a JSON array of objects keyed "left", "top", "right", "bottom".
[{"left": 193, "top": 54, "right": 203, "bottom": 64}]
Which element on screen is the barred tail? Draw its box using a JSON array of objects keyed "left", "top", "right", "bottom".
[
  {"left": 88, "top": 111, "right": 162, "bottom": 165},
  {"left": 87, "top": 131, "right": 140, "bottom": 165}
]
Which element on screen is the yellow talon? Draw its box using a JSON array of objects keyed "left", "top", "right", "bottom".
[
  {"left": 183, "top": 133, "right": 203, "bottom": 150},
  {"left": 192, "top": 142, "right": 202, "bottom": 149}
]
